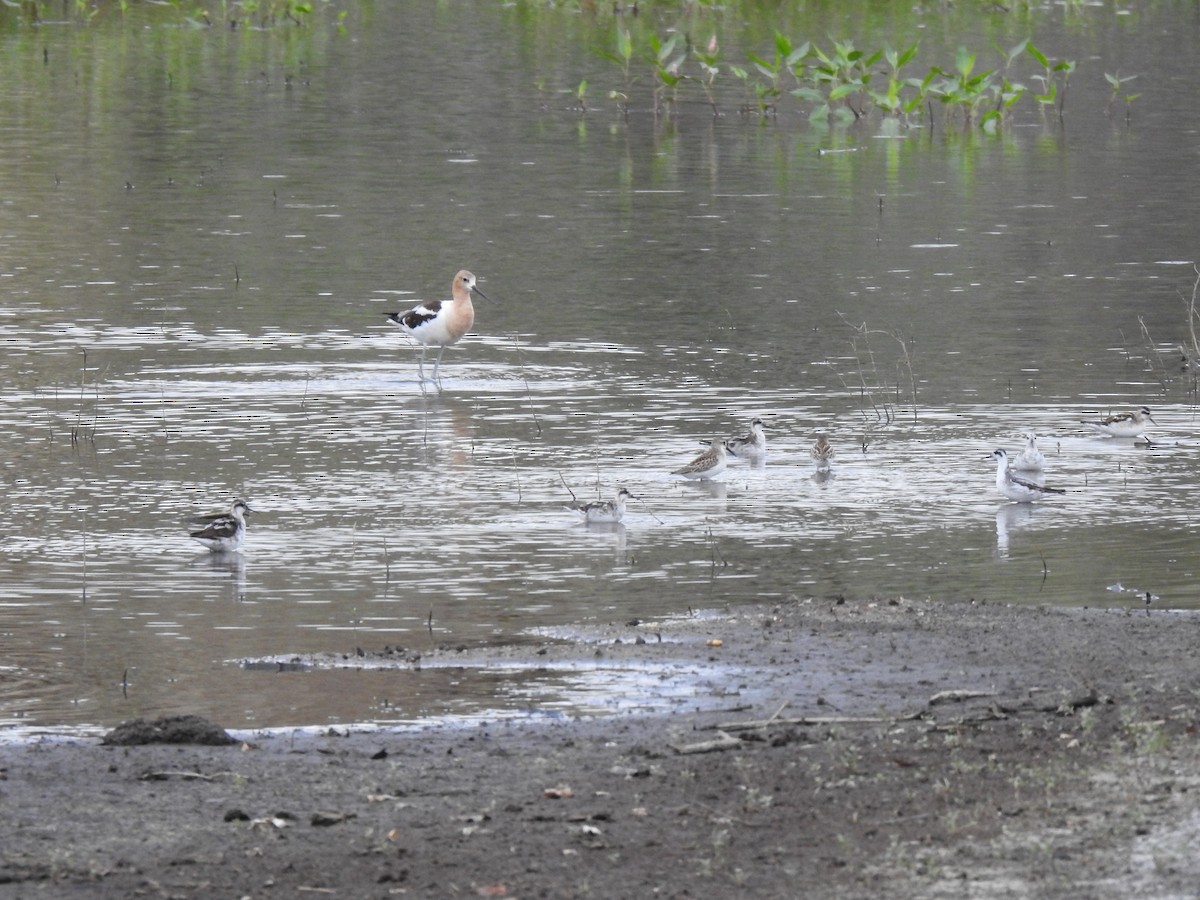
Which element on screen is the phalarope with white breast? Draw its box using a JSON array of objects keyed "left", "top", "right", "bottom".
[
  {"left": 1082, "top": 406, "right": 1155, "bottom": 438},
  {"left": 1010, "top": 434, "right": 1046, "bottom": 472},
  {"left": 724, "top": 418, "right": 767, "bottom": 459},
  {"left": 385, "top": 269, "right": 492, "bottom": 383},
  {"left": 990, "top": 449, "right": 1064, "bottom": 503},
  {"left": 672, "top": 440, "right": 728, "bottom": 480},
  {"left": 190, "top": 499, "right": 252, "bottom": 552},
  {"left": 567, "top": 488, "right": 635, "bottom": 524},
  {"left": 810, "top": 430, "right": 835, "bottom": 473}
]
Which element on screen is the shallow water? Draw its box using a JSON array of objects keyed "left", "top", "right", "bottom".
[{"left": 1, "top": 2, "right": 1199, "bottom": 731}]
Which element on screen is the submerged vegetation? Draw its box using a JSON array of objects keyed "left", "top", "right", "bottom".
[
  {"left": 2, "top": 0, "right": 1140, "bottom": 134},
  {"left": 2, "top": 0, "right": 325, "bottom": 30},
  {"left": 601, "top": 23, "right": 1080, "bottom": 134},
  {"left": 581, "top": 0, "right": 1145, "bottom": 135}
]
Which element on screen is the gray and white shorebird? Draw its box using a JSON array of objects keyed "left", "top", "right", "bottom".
[
  {"left": 189, "top": 499, "right": 252, "bottom": 552},
  {"left": 1010, "top": 434, "right": 1046, "bottom": 472},
  {"left": 990, "top": 449, "right": 1064, "bottom": 504},
  {"left": 724, "top": 418, "right": 767, "bottom": 459},
  {"left": 566, "top": 487, "right": 635, "bottom": 524},
  {"left": 1081, "top": 406, "right": 1156, "bottom": 438}
]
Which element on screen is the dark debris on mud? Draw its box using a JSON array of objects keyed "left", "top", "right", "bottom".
[{"left": 101, "top": 714, "right": 237, "bottom": 747}]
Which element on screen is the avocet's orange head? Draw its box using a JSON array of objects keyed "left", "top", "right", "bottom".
[{"left": 453, "top": 270, "right": 492, "bottom": 304}]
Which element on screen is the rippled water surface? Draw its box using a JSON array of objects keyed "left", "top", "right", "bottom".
[{"left": 2, "top": 2, "right": 1199, "bottom": 731}]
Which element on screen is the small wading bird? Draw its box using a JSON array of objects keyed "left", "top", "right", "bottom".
[
  {"left": 385, "top": 269, "right": 492, "bottom": 383},
  {"left": 810, "top": 430, "right": 835, "bottom": 473},
  {"left": 1011, "top": 434, "right": 1046, "bottom": 472},
  {"left": 724, "top": 417, "right": 767, "bottom": 459},
  {"left": 1082, "top": 406, "right": 1156, "bottom": 438},
  {"left": 672, "top": 440, "right": 728, "bottom": 480},
  {"left": 990, "top": 449, "right": 1064, "bottom": 504},
  {"left": 567, "top": 487, "right": 635, "bottom": 525},
  {"left": 190, "top": 499, "right": 252, "bottom": 552}
]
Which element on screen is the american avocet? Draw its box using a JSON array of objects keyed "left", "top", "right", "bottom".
[
  {"left": 725, "top": 418, "right": 767, "bottom": 459},
  {"left": 567, "top": 488, "right": 635, "bottom": 524},
  {"left": 810, "top": 430, "right": 835, "bottom": 473},
  {"left": 673, "top": 440, "right": 728, "bottom": 480},
  {"left": 990, "top": 449, "right": 1064, "bottom": 504},
  {"left": 385, "top": 269, "right": 491, "bottom": 383},
  {"left": 1011, "top": 434, "right": 1046, "bottom": 472},
  {"left": 1082, "top": 406, "right": 1155, "bottom": 438},
  {"left": 190, "top": 499, "right": 252, "bottom": 552}
]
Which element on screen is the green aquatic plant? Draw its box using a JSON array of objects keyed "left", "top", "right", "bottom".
[
  {"left": 867, "top": 43, "right": 923, "bottom": 122},
  {"left": 1104, "top": 71, "right": 1140, "bottom": 118},
  {"left": 585, "top": 12, "right": 1082, "bottom": 135},
  {"left": 693, "top": 34, "right": 723, "bottom": 116},
  {"left": 745, "top": 31, "right": 809, "bottom": 116},
  {"left": 1026, "top": 41, "right": 1075, "bottom": 120},
  {"left": 929, "top": 47, "right": 996, "bottom": 126},
  {"left": 601, "top": 24, "right": 636, "bottom": 115},
  {"left": 922, "top": 41, "right": 1032, "bottom": 133},
  {"left": 649, "top": 31, "right": 686, "bottom": 114},
  {"left": 230, "top": 0, "right": 314, "bottom": 26},
  {"left": 808, "top": 39, "right": 881, "bottom": 123}
]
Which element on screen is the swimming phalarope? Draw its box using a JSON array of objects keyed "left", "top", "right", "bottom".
[
  {"left": 567, "top": 488, "right": 635, "bottom": 524},
  {"left": 1010, "top": 434, "right": 1046, "bottom": 472},
  {"left": 189, "top": 499, "right": 252, "bottom": 552},
  {"left": 810, "top": 430, "right": 835, "bottom": 473},
  {"left": 672, "top": 440, "right": 728, "bottom": 480},
  {"left": 1082, "top": 406, "right": 1156, "bottom": 438},
  {"left": 990, "top": 450, "right": 1064, "bottom": 503},
  {"left": 385, "top": 269, "right": 492, "bottom": 383},
  {"left": 724, "top": 418, "right": 767, "bottom": 459}
]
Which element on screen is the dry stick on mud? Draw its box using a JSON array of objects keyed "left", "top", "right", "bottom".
[
  {"left": 669, "top": 730, "right": 743, "bottom": 754},
  {"left": 711, "top": 713, "right": 900, "bottom": 733}
]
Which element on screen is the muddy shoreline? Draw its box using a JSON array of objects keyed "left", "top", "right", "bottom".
[{"left": 3, "top": 596, "right": 1199, "bottom": 898}]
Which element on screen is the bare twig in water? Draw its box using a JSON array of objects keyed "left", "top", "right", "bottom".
[
  {"left": 81, "top": 513, "right": 88, "bottom": 602},
  {"left": 1188, "top": 265, "right": 1200, "bottom": 357},
  {"left": 1136, "top": 317, "right": 1170, "bottom": 391},
  {"left": 637, "top": 496, "right": 665, "bottom": 525},
  {"left": 1180, "top": 266, "right": 1200, "bottom": 385},
  {"left": 73, "top": 349, "right": 87, "bottom": 443},
  {"left": 557, "top": 472, "right": 578, "bottom": 504},
  {"left": 91, "top": 361, "right": 107, "bottom": 441},
  {"left": 511, "top": 333, "right": 542, "bottom": 437},
  {"left": 834, "top": 313, "right": 919, "bottom": 423},
  {"left": 706, "top": 522, "right": 727, "bottom": 571}
]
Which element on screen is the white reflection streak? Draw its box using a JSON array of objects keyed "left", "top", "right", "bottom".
[
  {"left": 995, "top": 505, "right": 1038, "bottom": 561},
  {"left": 191, "top": 551, "right": 248, "bottom": 603}
]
